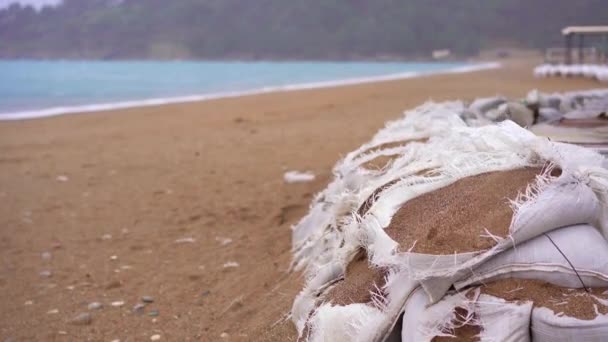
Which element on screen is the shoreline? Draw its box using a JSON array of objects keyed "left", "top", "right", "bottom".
[{"left": 0, "top": 62, "right": 499, "bottom": 121}]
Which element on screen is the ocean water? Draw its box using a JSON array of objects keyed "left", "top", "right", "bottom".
[{"left": 0, "top": 60, "right": 497, "bottom": 120}]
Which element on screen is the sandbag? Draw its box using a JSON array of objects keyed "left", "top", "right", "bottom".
[
  {"left": 455, "top": 224, "right": 608, "bottom": 290},
  {"left": 531, "top": 306, "right": 608, "bottom": 342}
]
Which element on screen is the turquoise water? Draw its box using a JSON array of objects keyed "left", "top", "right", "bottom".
[{"left": 0, "top": 60, "right": 478, "bottom": 119}]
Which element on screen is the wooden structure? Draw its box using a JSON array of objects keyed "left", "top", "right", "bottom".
[{"left": 562, "top": 26, "right": 608, "bottom": 64}]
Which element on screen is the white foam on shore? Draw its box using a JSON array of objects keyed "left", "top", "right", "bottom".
[{"left": 0, "top": 62, "right": 500, "bottom": 121}]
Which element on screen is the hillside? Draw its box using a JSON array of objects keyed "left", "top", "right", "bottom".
[{"left": 1, "top": 0, "right": 606, "bottom": 60}]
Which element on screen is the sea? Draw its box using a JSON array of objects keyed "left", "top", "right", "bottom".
[{"left": 0, "top": 60, "right": 498, "bottom": 120}]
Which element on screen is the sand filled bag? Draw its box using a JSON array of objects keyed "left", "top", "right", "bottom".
[
  {"left": 291, "top": 101, "right": 468, "bottom": 274},
  {"left": 481, "top": 279, "right": 608, "bottom": 342},
  {"left": 401, "top": 287, "right": 532, "bottom": 342},
  {"left": 455, "top": 224, "right": 608, "bottom": 290}
]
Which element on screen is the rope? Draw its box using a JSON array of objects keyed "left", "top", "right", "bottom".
[{"left": 543, "top": 232, "right": 590, "bottom": 293}]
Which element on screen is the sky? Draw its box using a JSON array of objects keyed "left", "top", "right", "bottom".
[{"left": 0, "top": 0, "right": 62, "bottom": 9}]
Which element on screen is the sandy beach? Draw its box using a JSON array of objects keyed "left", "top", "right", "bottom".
[{"left": 0, "top": 59, "right": 602, "bottom": 341}]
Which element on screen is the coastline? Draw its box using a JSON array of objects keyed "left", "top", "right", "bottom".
[
  {"left": 0, "top": 59, "right": 603, "bottom": 341},
  {"left": 0, "top": 62, "right": 499, "bottom": 121}
]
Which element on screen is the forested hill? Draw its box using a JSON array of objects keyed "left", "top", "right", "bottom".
[{"left": 1, "top": 0, "right": 606, "bottom": 60}]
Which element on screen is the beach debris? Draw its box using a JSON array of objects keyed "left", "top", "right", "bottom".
[
  {"left": 69, "top": 312, "right": 92, "bottom": 326},
  {"left": 132, "top": 303, "right": 146, "bottom": 315},
  {"left": 215, "top": 236, "right": 233, "bottom": 246},
  {"left": 142, "top": 296, "right": 154, "bottom": 303},
  {"left": 41, "top": 251, "right": 52, "bottom": 260},
  {"left": 110, "top": 301, "right": 125, "bottom": 307},
  {"left": 39, "top": 270, "right": 52, "bottom": 278},
  {"left": 174, "top": 237, "right": 196, "bottom": 244},
  {"left": 283, "top": 170, "right": 315, "bottom": 183},
  {"left": 47, "top": 309, "right": 59, "bottom": 314},
  {"left": 56, "top": 175, "right": 69, "bottom": 182},
  {"left": 88, "top": 302, "right": 103, "bottom": 310},
  {"left": 222, "top": 261, "right": 240, "bottom": 268},
  {"left": 150, "top": 335, "right": 161, "bottom": 341}
]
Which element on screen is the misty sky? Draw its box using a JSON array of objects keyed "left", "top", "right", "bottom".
[{"left": 0, "top": 0, "right": 61, "bottom": 9}]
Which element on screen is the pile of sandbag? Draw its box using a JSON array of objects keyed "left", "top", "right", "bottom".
[
  {"left": 534, "top": 64, "right": 608, "bottom": 82},
  {"left": 289, "top": 90, "right": 608, "bottom": 341},
  {"left": 460, "top": 88, "right": 608, "bottom": 156}
]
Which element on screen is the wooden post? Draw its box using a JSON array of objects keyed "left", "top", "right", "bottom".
[
  {"left": 565, "top": 33, "right": 572, "bottom": 65},
  {"left": 578, "top": 33, "right": 585, "bottom": 64}
]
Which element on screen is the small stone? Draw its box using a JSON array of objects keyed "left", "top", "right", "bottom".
[
  {"left": 215, "top": 237, "right": 232, "bottom": 246},
  {"left": 47, "top": 309, "right": 59, "bottom": 314},
  {"left": 87, "top": 302, "right": 103, "bottom": 310},
  {"left": 222, "top": 261, "right": 239, "bottom": 268},
  {"left": 132, "top": 303, "right": 146, "bottom": 314},
  {"left": 69, "top": 312, "right": 92, "bottom": 326},
  {"left": 220, "top": 332, "right": 229, "bottom": 338},
  {"left": 101, "top": 234, "right": 113, "bottom": 240},
  {"left": 57, "top": 331, "right": 68, "bottom": 335},
  {"left": 110, "top": 339, "right": 120, "bottom": 342},
  {"left": 141, "top": 296, "right": 154, "bottom": 303},
  {"left": 110, "top": 255, "right": 118, "bottom": 261},
  {"left": 201, "top": 290, "right": 210, "bottom": 297},
  {"left": 41, "top": 252, "right": 52, "bottom": 260},
  {"left": 174, "top": 237, "right": 196, "bottom": 244},
  {"left": 39, "top": 270, "right": 52, "bottom": 278},
  {"left": 148, "top": 309, "right": 159, "bottom": 317},
  {"left": 24, "top": 300, "right": 33, "bottom": 306},
  {"left": 111, "top": 301, "right": 125, "bottom": 307},
  {"left": 56, "top": 175, "right": 69, "bottom": 182},
  {"left": 150, "top": 334, "right": 161, "bottom": 341},
  {"left": 66, "top": 285, "right": 75, "bottom": 290}
]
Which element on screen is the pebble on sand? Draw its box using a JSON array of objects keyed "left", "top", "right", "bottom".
[
  {"left": 220, "top": 332, "right": 229, "bottom": 338},
  {"left": 111, "top": 301, "right": 125, "bottom": 307},
  {"left": 47, "top": 309, "right": 59, "bottom": 314},
  {"left": 69, "top": 312, "right": 92, "bottom": 326},
  {"left": 24, "top": 300, "right": 33, "bottom": 306},
  {"left": 110, "top": 255, "right": 118, "bottom": 261},
  {"left": 101, "top": 234, "right": 113, "bottom": 240},
  {"left": 41, "top": 252, "right": 52, "bottom": 260},
  {"left": 56, "top": 175, "right": 69, "bottom": 182},
  {"left": 87, "top": 302, "right": 103, "bottom": 310},
  {"left": 174, "top": 237, "right": 196, "bottom": 244},
  {"left": 222, "top": 261, "right": 239, "bottom": 268},
  {"left": 39, "top": 270, "right": 52, "bottom": 278},
  {"left": 142, "top": 296, "right": 154, "bottom": 303},
  {"left": 132, "top": 303, "right": 146, "bottom": 314},
  {"left": 148, "top": 309, "right": 159, "bottom": 317},
  {"left": 150, "top": 334, "right": 161, "bottom": 341},
  {"left": 215, "top": 237, "right": 233, "bottom": 246}
]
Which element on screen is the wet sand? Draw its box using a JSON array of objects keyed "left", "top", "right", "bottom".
[{"left": 0, "top": 59, "right": 601, "bottom": 341}]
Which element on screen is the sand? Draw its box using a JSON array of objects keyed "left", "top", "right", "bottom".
[
  {"left": 0, "top": 58, "right": 601, "bottom": 341},
  {"left": 384, "top": 168, "right": 543, "bottom": 254}
]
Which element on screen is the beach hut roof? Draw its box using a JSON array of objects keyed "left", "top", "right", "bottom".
[{"left": 562, "top": 26, "right": 608, "bottom": 35}]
